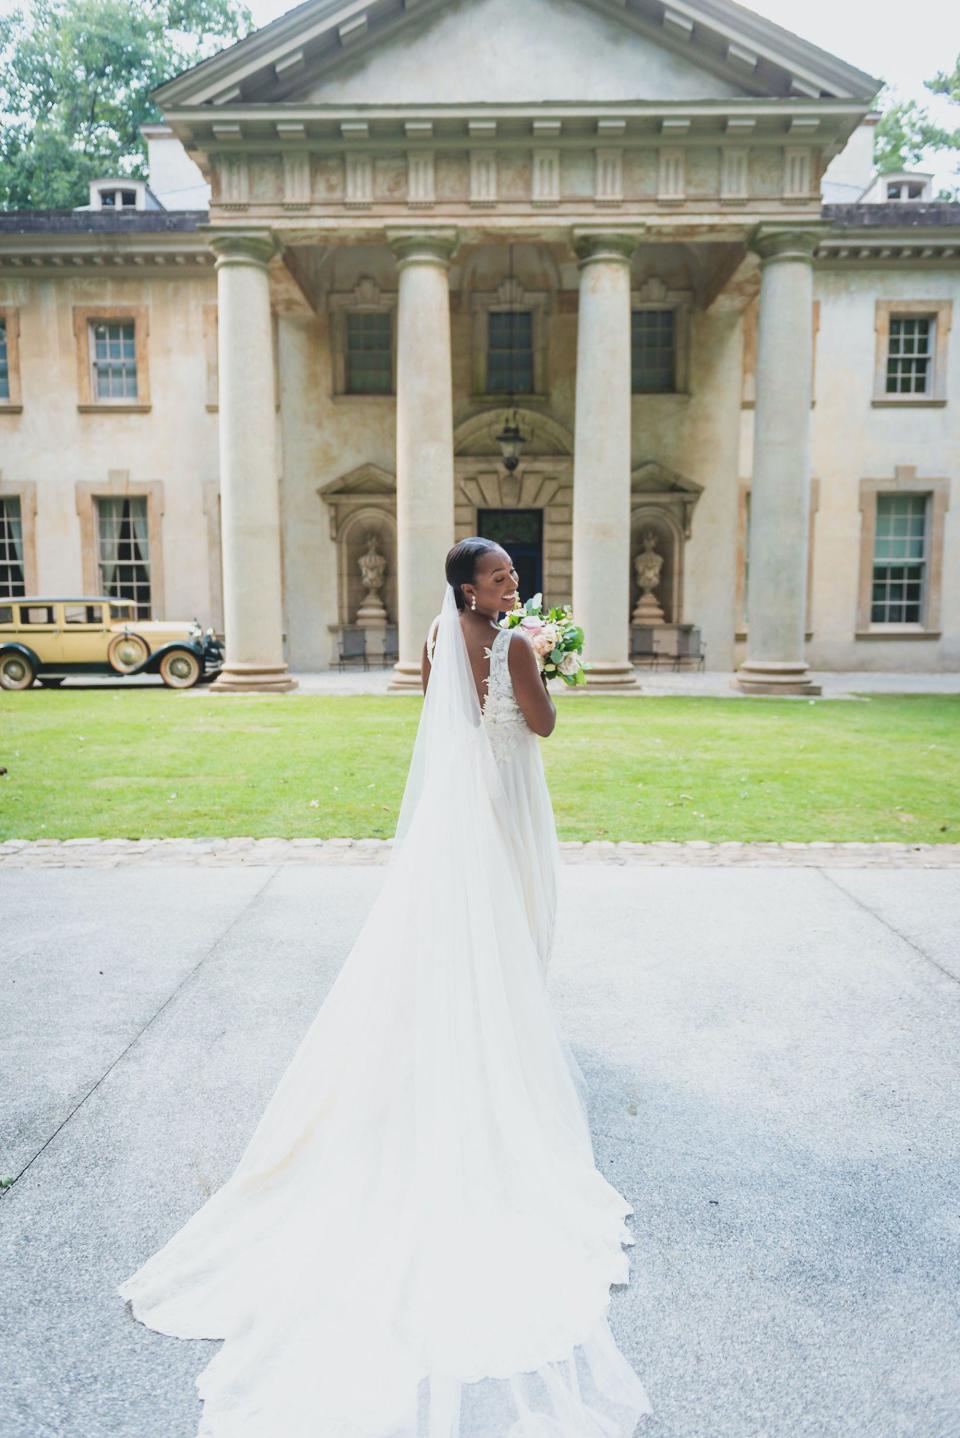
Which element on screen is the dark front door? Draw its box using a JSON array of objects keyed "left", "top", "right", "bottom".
[{"left": 476, "top": 509, "right": 543, "bottom": 607}]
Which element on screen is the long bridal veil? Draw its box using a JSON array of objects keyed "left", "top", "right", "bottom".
[{"left": 117, "top": 580, "right": 653, "bottom": 1438}]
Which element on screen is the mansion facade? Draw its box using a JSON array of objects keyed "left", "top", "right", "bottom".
[{"left": 0, "top": 0, "right": 958, "bottom": 692}]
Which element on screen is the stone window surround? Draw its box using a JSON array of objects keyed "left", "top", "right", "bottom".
[
  {"left": 0, "top": 306, "right": 23, "bottom": 412},
  {"left": 741, "top": 297, "right": 819, "bottom": 408},
  {"left": 872, "top": 299, "right": 952, "bottom": 408},
  {"left": 0, "top": 476, "right": 38, "bottom": 591},
  {"left": 470, "top": 276, "right": 550, "bottom": 401},
  {"left": 75, "top": 470, "right": 165, "bottom": 617},
  {"left": 72, "top": 305, "right": 151, "bottom": 413},
  {"left": 856, "top": 466, "right": 949, "bottom": 637},
  {"left": 630, "top": 278, "right": 692, "bottom": 395},
  {"left": 327, "top": 276, "right": 398, "bottom": 399},
  {"left": 735, "top": 476, "right": 819, "bottom": 639}
]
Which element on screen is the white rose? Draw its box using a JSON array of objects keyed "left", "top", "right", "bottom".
[{"left": 558, "top": 650, "right": 581, "bottom": 675}]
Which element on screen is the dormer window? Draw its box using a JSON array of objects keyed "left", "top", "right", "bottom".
[
  {"left": 101, "top": 188, "right": 138, "bottom": 208},
  {"left": 886, "top": 181, "right": 924, "bottom": 201},
  {"left": 87, "top": 179, "right": 148, "bottom": 211}
]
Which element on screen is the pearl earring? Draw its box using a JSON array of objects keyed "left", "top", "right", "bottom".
[{"left": 470, "top": 595, "right": 477, "bottom": 611}]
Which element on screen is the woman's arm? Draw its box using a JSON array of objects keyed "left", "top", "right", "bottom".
[
  {"left": 507, "top": 628, "right": 557, "bottom": 738},
  {"left": 420, "top": 615, "right": 440, "bottom": 695}
]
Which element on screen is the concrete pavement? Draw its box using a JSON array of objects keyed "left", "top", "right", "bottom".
[{"left": 2, "top": 857, "right": 959, "bottom": 1437}]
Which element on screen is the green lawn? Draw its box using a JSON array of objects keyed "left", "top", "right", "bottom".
[{"left": 1, "top": 689, "right": 957, "bottom": 843}]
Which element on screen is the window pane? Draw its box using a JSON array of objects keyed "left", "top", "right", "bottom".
[
  {"left": 95, "top": 495, "right": 151, "bottom": 619},
  {"left": 871, "top": 493, "right": 927, "bottom": 622},
  {"left": 487, "top": 311, "right": 533, "bottom": 394},
  {"left": 0, "top": 317, "right": 9, "bottom": 400},
  {"left": 22, "top": 605, "right": 55, "bottom": 624},
  {"left": 0, "top": 495, "right": 25, "bottom": 597},
  {"left": 64, "top": 603, "right": 103, "bottom": 624},
  {"left": 632, "top": 309, "right": 676, "bottom": 393},
  {"left": 346, "top": 312, "right": 392, "bottom": 394},
  {"left": 91, "top": 320, "right": 138, "bottom": 399},
  {"left": 885, "top": 316, "right": 932, "bottom": 394}
]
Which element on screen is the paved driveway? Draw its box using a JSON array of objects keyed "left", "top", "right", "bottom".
[{"left": 2, "top": 857, "right": 959, "bottom": 1437}]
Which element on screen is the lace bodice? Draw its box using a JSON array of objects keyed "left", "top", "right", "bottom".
[
  {"left": 481, "top": 626, "right": 531, "bottom": 762},
  {"left": 425, "top": 620, "right": 530, "bottom": 762}
]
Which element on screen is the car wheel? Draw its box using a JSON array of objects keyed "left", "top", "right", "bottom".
[
  {"left": 0, "top": 652, "right": 36, "bottom": 690},
  {"left": 159, "top": 649, "right": 202, "bottom": 688},
  {"left": 108, "top": 633, "right": 150, "bottom": 673},
  {"left": 38, "top": 676, "right": 66, "bottom": 688}
]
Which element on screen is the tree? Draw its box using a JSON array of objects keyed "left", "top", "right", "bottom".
[
  {"left": 874, "top": 54, "right": 960, "bottom": 199},
  {"left": 0, "top": 0, "right": 254, "bottom": 210}
]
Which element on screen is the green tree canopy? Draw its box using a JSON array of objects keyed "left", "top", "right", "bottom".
[
  {"left": 874, "top": 54, "right": 960, "bottom": 198},
  {"left": 0, "top": 0, "right": 254, "bottom": 209}
]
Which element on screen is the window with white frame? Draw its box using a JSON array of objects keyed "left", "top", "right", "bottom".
[
  {"left": 95, "top": 495, "right": 151, "bottom": 618},
  {"left": 885, "top": 316, "right": 934, "bottom": 395},
  {"left": 90, "top": 320, "right": 138, "bottom": 400},
  {"left": 486, "top": 310, "right": 534, "bottom": 394},
  {"left": 871, "top": 493, "right": 928, "bottom": 623},
  {"left": 0, "top": 317, "right": 8, "bottom": 400},
  {"left": 631, "top": 309, "right": 676, "bottom": 393},
  {"left": 345, "top": 311, "right": 393, "bottom": 394},
  {"left": 0, "top": 496, "right": 25, "bottom": 597}
]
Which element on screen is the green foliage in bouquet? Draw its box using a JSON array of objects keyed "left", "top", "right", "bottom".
[{"left": 498, "top": 592, "right": 590, "bottom": 687}]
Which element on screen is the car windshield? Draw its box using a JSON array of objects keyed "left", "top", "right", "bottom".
[{"left": 110, "top": 603, "right": 136, "bottom": 620}]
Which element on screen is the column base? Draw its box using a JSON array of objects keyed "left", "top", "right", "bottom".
[
  {"left": 209, "top": 663, "right": 299, "bottom": 694},
  {"left": 731, "top": 660, "right": 822, "bottom": 696},
  {"left": 387, "top": 662, "right": 423, "bottom": 693},
  {"left": 580, "top": 662, "right": 641, "bottom": 691}
]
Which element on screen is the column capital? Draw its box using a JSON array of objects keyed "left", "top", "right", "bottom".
[
  {"left": 202, "top": 228, "right": 279, "bottom": 269},
  {"left": 386, "top": 227, "right": 459, "bottom": 270},
  {"left": 749, "top": 224, "right": 827, "bottom": 267},
  {"left": 571, "top": 227, "right": 643, "bottom": 268}
]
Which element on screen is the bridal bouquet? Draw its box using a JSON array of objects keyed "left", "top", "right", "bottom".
[{"left": 499, "top": 593, "right": 589, "bottom": 687}]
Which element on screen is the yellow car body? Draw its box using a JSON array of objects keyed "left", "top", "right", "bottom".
[{"left": 0, "top": 596, "right": 224, "bottom": 689}]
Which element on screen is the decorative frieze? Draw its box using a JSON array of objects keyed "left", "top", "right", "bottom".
[
  {"left": 282, "top": 150, "right": 310, "bottom": 207},
  {"left": 407, "top": 150, "right": 436, "bottom": 206},
  {"left": 783, "top": 146, "right": 813, "bottom": 198},
  {"left": 345, "top": 151, "right": 374, "bottom": 205},
  {"left": 218, "top": 153, "right": 249, "bottom": 206},
  {"left": 595, "top": 148, "right": 623, "bottom": 204},
  {"left": 532, "top": 149, "right": 560, "bottom": 205},
  {"left": 720, "top": 147, "right": 749, "bottom": 201},
  {"left": 658, "top": 147, "right": 685, "bottom": 202},
  {"left": 469, "top": 150, "right": 497, "bottom": 206}
]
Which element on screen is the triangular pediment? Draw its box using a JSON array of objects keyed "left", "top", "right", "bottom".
[
  {"left": 631, "top": 460, "right": 703, "bottom": 494},
  {"left": 153, "top": 0, "right": 879, "bottom": 110},
  {"left": 319, "top": 463, "right": 396, "bottom": 500}
]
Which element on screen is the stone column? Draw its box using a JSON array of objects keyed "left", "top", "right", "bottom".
[
  {"left": 208, "top": 231, "right": 296, "bottom": 693},
  {"left": 571, "top": 229, "right": 640, "bottom": 688},
  {"left": 386, "top": 228, "right": 458, "bottom": 689},
  {"left": 733, "top": 228, "right": 822, "bottom": 696}
]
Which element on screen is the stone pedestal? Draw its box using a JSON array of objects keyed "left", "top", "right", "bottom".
[
  {"left": 386, "top": 228, "right": 458, "bottom": 690},
  {"left": 571, "top": 229, "right": 641, "bottom": 689},
  {"left": 207, "top": 231, "right": 297, "bottom": 694},
  {"left": 733, "top": 228, "right": 823, "bottom": 697}
]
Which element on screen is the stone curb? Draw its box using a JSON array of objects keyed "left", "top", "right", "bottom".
[{"left": 1, "top": 838, "right": 958, "bottom": 868}]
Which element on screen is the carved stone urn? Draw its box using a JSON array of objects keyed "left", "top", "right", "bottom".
[
  {"left": 355, "top": 533, "right": 388, "bottom": 626},
  {"left": 631, "top": 530, "right": 666, "bottom": 624}
]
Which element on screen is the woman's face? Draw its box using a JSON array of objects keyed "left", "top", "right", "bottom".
[{"left": 463, "top": 547, "right": 519, "bottom": 617}]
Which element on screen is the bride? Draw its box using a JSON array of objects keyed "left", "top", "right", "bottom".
[{"left": 116, "top": 535, "right": 654, "bottom": 1438}]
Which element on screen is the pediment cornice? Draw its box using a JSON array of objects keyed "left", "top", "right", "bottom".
[{"left": 153, "top": 0, "right": 879, "bottom": 113}]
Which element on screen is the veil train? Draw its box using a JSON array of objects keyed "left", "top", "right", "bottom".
[{"left": 116, "top": 580, "right": 653, "bottom": 1437}]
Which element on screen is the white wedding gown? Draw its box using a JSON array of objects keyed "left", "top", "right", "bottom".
[{"left": 117, "top": 582, "right": 653, "bottom": 1438}]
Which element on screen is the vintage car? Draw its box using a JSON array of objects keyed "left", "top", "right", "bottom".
[{"left": 0, "top": 596, "right": 224, "bottom": 690}]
